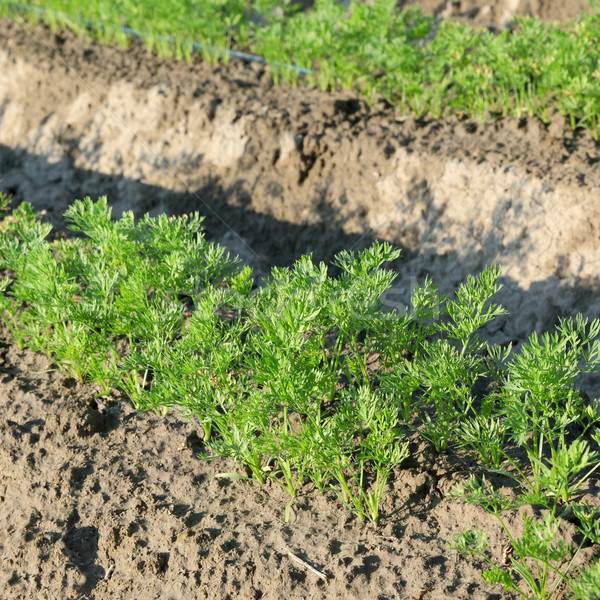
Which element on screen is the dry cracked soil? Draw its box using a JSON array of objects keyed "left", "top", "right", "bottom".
[{"left": 1, "top": 1, "right": 600, "bottom": 598}]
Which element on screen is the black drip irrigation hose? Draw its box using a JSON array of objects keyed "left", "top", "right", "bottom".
[{"left": 6, "top": 2, "right": 314, "bottom": 76}]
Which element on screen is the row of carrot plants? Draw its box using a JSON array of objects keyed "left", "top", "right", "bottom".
[
  {"left": 2, "top": 0, "right": 600, "bottom": 137},
  {"left": 0, "top": 194, "right": 599, "bottom": 598}
]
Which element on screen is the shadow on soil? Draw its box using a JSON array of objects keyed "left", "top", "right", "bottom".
[
  {"left": 2, "top": 143, "right": 600, "bottom": 356},
  {"left": 0, "top": 144, "right": 374, "bottom": 273},
  {"left": 63, "top": 508, "right": 103, "bottom": 595}
]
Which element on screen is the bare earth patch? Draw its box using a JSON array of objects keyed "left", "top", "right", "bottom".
[{"left": 0, "top": 1, "right": 600, "bottom": 598}]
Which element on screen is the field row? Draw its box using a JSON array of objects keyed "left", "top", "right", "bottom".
[
  {"left": 2, "top": 0, "right": 600, "bottom": 136},
  {"left": 1, "top": 195, "right": 600, "bottom": 597}
]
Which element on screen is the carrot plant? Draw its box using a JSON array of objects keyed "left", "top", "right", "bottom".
[
  {"left": 0, "top": 196, "right": 242, "bottom": 396},
  {"left": 447, "top": 316, "right": 600, "bottom": 598},
  {"left": 452, "top": 316, "right": 600, "bottom": 498},
  {"left": 379, "top": 266, "right": 507, "bottom": 453},
  {"left": 571, "top": 557, "right": 600, "bottom": 599},
  {"left": 449, "top": 477, "right": 584, "bottom": 600},
  {"left": 499, "top": 316, "right": 600, "bottom": 502},
  {"left": 450, "top": 466, "right": 600, "bottom": 600}
]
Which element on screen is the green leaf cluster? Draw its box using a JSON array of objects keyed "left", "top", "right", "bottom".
[{"left": 0, "top": 196, "right": 239, "bottom": 395}]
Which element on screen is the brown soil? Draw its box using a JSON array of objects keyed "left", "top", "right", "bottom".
[
  {"left": 1, "top": 2, "right": 600, "bottom": 598},
  {"left": 399, "top": 0, "right": 594, "bottom": 28}
]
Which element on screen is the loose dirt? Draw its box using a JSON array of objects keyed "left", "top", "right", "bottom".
[
  {"left": 1, "top": 1, "right": 599, "bottom": 598},
  {"left": 399, "top": 0, "right": 594, "bottom": 28}
]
